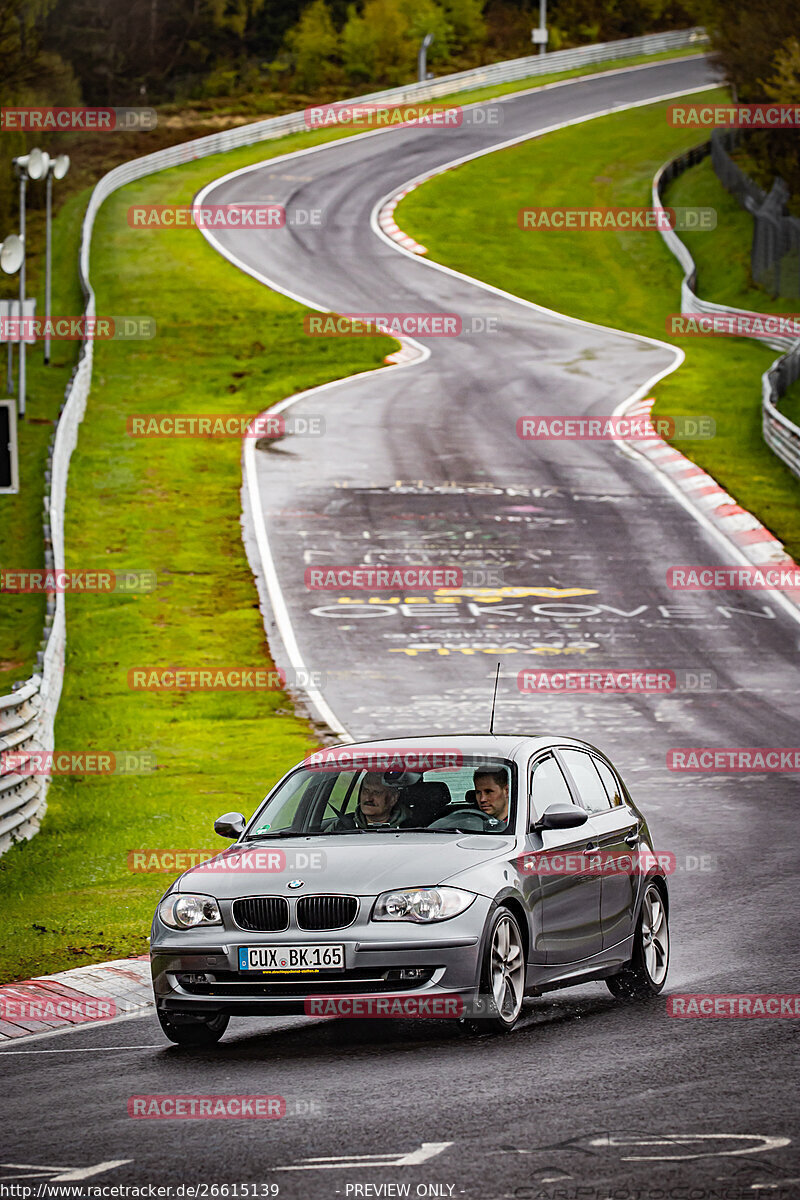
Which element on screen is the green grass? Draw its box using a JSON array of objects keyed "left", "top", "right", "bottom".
[{"left": 395, "top": 87, "right": 800, "bottom": 562}]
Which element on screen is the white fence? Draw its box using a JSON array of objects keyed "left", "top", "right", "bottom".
[
  {"left": 0, "top": 27, "right": 708, "bottom": 854},
  {"left": 653, "top": 147, "right": 800, "bottom": 481}
]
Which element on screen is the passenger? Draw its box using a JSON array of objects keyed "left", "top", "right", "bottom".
[{"left": 332, "top": 772, "right": 410, "bottom": 829}]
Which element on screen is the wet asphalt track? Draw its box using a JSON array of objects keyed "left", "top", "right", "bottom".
[{"left": 3, "top": 55, "right": 798, "bottom": 1200}]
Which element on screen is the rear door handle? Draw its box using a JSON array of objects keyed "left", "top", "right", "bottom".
[{"left": 582, "top": 843, "right": 603, "bottom": 856}]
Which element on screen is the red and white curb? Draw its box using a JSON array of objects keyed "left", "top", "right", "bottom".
[
  {"left": 377, "top": 185, "right": 430, "bottom": 365},
  {"left": 384, "top": 340, "right": 426, "bottom": 365},
  {"left": 377, "top": 185, "right": 428, "bottom": 256},
  {"left": 0, "top": 955, "right": 152, "bottom": 1042},
  {"left": 624, "top": 397, "right": 800, "bottom": 602}
]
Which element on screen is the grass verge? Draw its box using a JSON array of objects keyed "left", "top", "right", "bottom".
[{"left": 395, "top": 87, "right": 800, "bottom": 562}]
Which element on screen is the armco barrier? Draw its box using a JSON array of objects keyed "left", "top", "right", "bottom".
[
  {"left": 653, "top": 146, "right": 800, "bottom": 481},
  {"left": 0, "top": 27, "right": 708, "bottom": 855},
  {"left": 763, "top": 342, "right": 800, "bottom": 480}
]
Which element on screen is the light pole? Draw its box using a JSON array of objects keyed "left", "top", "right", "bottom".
[
  {"left": 1, "top": 234, "right": 24, "bottom": 398},
  {"left": 532, "top": 0, "right": 548, "bottom": 54},
  {"left": 418, "top": 33, "right": 434, "bottom": 83},
  {"left": 12, "top": 148, "right": 49, "bottom": 417},
  {"left": 44, "top": 154, "right": 70, "bottom": 365}
]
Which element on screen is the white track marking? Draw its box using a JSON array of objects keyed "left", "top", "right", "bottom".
[
  {"left": 588, "top": 1133, "right": 791, "bottom": 1160},
  {"left": 275, "top": 1142, "right": 453, "bottom": 1170}
]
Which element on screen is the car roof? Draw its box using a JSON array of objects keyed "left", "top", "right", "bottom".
[{"left": 328, "top": 733, "right": 609, "bottom": 760}]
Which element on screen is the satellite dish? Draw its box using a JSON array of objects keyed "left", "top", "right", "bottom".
[
  {"left": 53, "top": 154, "right": 70, "bottom": 180},
  {"left": 0, "top": 235, "right": 24, "bottom": 275}
]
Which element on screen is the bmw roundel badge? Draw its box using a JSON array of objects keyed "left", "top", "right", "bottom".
[{"left": 287, "top": 879, "right": 304, "bottom": 889}]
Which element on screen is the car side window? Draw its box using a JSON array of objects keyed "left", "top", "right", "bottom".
[
  {"left": 593, "top": 758, "right": 625, "bottom": 808},
  {"left": 559, "top": 750, "right": 611, "bottom": 815},
  {"left": 529, "top": 754, "right": 574, "bottom": 822}
]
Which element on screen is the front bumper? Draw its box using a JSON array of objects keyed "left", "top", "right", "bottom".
[{"left": 151, "top": 897, "right": 491, "bottom": 1017}]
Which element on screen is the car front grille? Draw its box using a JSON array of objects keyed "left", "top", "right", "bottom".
[
  {"left": 176, "top": 967, "right": 436, "bottom": 997},
  {"left": 296, "top": 895, "right": 358, "bottom": 930},
  {"left": 232, "top": 897, "right": 289, "bottom": 932}
]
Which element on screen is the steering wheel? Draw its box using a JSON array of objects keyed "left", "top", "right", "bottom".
[{"left": 427, "top": 806, "right": 496, "bottom": 832}]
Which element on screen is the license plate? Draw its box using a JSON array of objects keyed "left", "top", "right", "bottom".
[{"left": 238, "top": 944, "right": 345, "bottom": 972}]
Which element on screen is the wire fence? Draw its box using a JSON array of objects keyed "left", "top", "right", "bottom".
[{"left": 711, "top": 130, "right": 800, "bottom": 299}]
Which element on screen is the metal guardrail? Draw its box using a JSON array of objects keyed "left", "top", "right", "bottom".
[
  {"left": 763, "top": 342, "right": 800, "bottom": 480},
  {"left": 0, "top": 677, "right": 45, "bottom": 853},
  {"left": 653, "top": 145, "right": 800, "bottom": 480},
  {"left": 0, "top": 27, "right": 709, "bottom": 855}
]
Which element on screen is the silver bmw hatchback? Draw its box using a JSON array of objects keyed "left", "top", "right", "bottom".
[{"left": 150, "top": 734, "right": 670, "bottom": 1043}]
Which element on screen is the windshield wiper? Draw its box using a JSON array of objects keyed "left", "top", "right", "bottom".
[
  {"left": 243, "top": 829, "right": 313, "bottom": 841},
  {"left": 367, "top": 826, "right": 464, "bottom": 834}
]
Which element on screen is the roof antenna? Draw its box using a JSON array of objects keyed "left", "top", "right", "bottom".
[{"left": 489, "top": 661, "right": 501, "bottom": 735}]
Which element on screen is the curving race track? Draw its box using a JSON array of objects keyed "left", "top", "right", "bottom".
[{"left": 2, "top": 55, "right": 799, "bottom": 1200}]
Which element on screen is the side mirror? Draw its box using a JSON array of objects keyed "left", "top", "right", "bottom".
[
  {"left": 533, "top": 802, "right": 589, "bottom": 832},
  {"left": 214, "top": 811, "right": 246, "bottom": 839}
]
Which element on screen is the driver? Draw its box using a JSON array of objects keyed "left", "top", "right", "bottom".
[
  {"left": 332, "top": 772, "right": 410, "bottom": 830},
  {"left": 473, "top": 767, "right": 510, "bottom": 829}
]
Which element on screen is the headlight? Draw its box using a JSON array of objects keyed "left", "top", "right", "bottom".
[
  {"left": 372, "top": 886, "right": 475, "bottom": 923},
  {"left": 159, "top": 893, "right": 222, "bottom": 929}
]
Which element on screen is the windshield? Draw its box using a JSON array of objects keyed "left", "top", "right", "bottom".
[{"left": 245, "top": 755, "right": 516, "bottom": 838}]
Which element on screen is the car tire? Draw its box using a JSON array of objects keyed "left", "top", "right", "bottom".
[
  {"left": 468, "top": 907, "right": 526, "bottom": 1034},
  {"left": 607, "top": 881, "right": 669, "bottom": 1000},
  {"left": 157, "top": 1009, "right": 230, "bottom": 1045}
]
